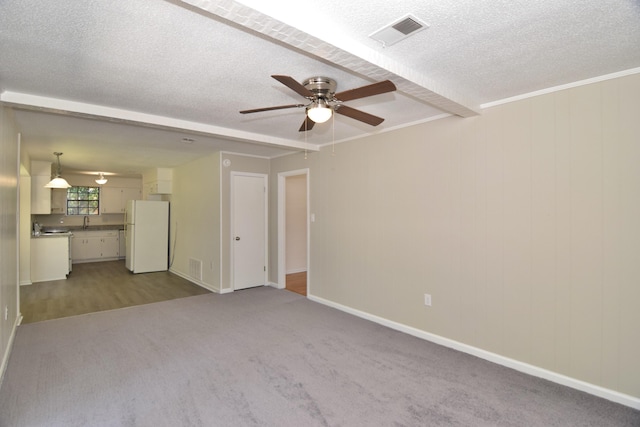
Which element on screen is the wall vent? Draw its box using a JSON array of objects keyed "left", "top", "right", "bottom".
[
  {"left": 369, "top": 14, "right": 429, "bottom": 47},
  {"left": 189, "top": 258, "right": 203, "bottom": 281}
]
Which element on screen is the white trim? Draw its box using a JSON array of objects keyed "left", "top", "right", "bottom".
[
  {"left": 481, "top": 67, "right": 640, "bottom": 109},
  {"left": 277, "top": 169, "right": 310, "bottom": 291},
  {"left": 316, "top": 113, "right": 453, "bottom": 149},
  {"left": 0, "top": 91, "right": 320, "bottom": 153},
  {"left": 16, "top": 132, "right": 22, "bottom": 329},
  {"left": 219, "top": 155, "right": 225, "bottom": 294},
  {"left": 220, "top": 151, "right": 271, "bottom": 160},
  {"left": 285, "top": 268, "right": 307, "bottom": 275},
  {"left": 307, "top": 294, "right": 640, "bottom": 410},
  {"left": 0, "top": 314, "right": 20, "bottom": 387}
]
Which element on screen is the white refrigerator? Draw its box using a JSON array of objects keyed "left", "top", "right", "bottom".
[{"left": 125, "top": 200, "right": 169, "bottom": 273}]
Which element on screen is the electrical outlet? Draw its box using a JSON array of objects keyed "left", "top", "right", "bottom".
[
  {"left": 424, "top": 294, "right": 432, "bottom": 306},
  {"left": 4, "top": 306, "right": 7, "bottom": 321}
]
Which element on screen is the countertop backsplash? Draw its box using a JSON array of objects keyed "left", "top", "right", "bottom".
[
  {"left": 33, "top": 213, "right": 126, "bottom": 231},
  {"left": 42, "top": 225, "right": 125, "bottom": 232}
]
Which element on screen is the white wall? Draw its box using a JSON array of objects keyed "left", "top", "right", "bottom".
[
  {"left": 270, "top": 73, "right": 640, "bottom": 402},
  {"left": 0, "top": 107, "right": 19, "bottom": 381}
]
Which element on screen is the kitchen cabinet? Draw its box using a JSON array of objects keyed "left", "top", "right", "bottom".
[
  {"left": 50, "top": 188, "right": 67, "bottom": 214},
  {"left": 119, "top": 229, "right": 126, "bottom": 259},
  {"left": 31, "top": 160, "right": 52, "bottom": 214},
  {"left": 102, "top": 233, "right": 120, "bottom": 258},
  {"left": 146, "top": 180, "right": 172, "bottom": 195},
  {"left": 101, "top": 187, "right": 141, "bottom": 213},
  {"left": 31, "top": 235, "right": 70, "bottom": 282},
  {"left": 145, "top": 168, "right": 172, "bottom": 195},
  {"left": 31, "top": 175, "right": 52, "bottom": 214},
  {"left": 72, "top": 230, "right": 120, "bottom": 262}
]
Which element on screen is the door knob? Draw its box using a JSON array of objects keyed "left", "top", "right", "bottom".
[{"left": 235, "top": 236, "right": 240, "bottom": 241}]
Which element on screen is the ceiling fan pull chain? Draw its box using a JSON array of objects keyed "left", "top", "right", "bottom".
[
  {"left": 331, "top": 113, "right": 336, "bottom": 156},
  {"left": 304, "top": 119, "right": 308, "bottom": 160}
]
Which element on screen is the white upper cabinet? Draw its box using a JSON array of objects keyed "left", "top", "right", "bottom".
[
  {"left": 31, "top": 161, "right": 51, "bottom": 214},
  {"left": 144, "top": 168, "right": 173, "bottom": 195},
  {"left": 101, "top": 187, "right": 141, "bottom": 213}
]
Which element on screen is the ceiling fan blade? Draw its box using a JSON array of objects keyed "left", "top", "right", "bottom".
[
  {"left": 298, "top": 116, "right": 316, "bottom": 132},
  {"left": 239, "top": 104, "right": 304, "bottom": 114},
  {"left": 334, "top": 80, "right": 396, "bottom": 102},
  {"left": 272, "top": 75, "right": 314, "bottom": 98},
  {"left": 335, "top": 105, "right": 385, "bottom": 126}
]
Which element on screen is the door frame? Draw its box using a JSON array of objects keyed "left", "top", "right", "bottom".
[
  {"left": 277, "top": 168, "right": 310, "bottom": 292},
  {"left": 230, "top": 171, "right": 268, "bottom": 291}
]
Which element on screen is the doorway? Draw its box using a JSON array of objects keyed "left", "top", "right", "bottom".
[
  {"left": 278, "top": 169, "right": 309, "bottom": 296},
  {"left": 231, "top": 172, "right": 268, "bottom": 291}
]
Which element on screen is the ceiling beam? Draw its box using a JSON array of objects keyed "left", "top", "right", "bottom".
[
  {"left": 0, "top": 91, "right": 320, "bottom": 153},
  {"left": 180, "top": 0, "right": 480, "bottom": 117}
]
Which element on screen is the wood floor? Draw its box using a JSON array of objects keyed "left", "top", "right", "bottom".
[
  {"left": 20, "top": 260, "right": 211, "bottom": 323},
  {"left": 286, "top": 271, "right": 307, "bottom": 296}
]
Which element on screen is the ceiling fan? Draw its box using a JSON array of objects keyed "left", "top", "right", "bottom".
[{"left": 240, "top": 75, "right": 396, "bottom": 132}]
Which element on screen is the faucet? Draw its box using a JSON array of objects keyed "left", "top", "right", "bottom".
[{"left": 83, "top": 216, "right": 89, "bottom": 230}]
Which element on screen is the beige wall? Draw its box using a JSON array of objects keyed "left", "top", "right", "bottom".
[
  {"left": 271, "top": 73, "right": 640, "bottom": 400},
  {"left": 0, "top": 107, "right": 19, "bottom": 377},
  {"left": 169, "top": 152, "right": 222, "bottom": 292},
  {"left": 285, "top": 174, "right": 307, "bottom": 273}
]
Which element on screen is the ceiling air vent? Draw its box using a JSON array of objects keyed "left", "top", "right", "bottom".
[{"left": 369, "top": 14, "right": 429, "bottom": 47}]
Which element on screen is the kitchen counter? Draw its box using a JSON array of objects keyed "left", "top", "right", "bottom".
[
  {"left": 35, "top": 225, "right": 125, "bottom": 236},
  {"left": 32, "top": 232, "right": 73, "bottom": 238},
  {"left": 66, "top": 225, "right": 125, "bottom": 231}
]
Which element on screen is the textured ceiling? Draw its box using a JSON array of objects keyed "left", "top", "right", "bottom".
[{"left": 1, "top": 0, "right": 639, "bottom": 176}]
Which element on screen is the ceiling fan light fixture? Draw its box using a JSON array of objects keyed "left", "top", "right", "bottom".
[
  {"left": 44, "top": 152, "right": 72, "bottom": 188},
  {"left": 307, "top": 100, "right": 332, "bottom": 123},
  {"left": 95, "top": 172, "right": 108, "bottom": 185}
]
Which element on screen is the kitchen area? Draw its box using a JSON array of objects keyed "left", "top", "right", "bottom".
[
  {"left": 19, "top": 161, "right": 213, "bottom": 324},
  {"left": 23, "top": 161, "right": 173, "bottom": 286}
]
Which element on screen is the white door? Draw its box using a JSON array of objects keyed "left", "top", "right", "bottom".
[{"left": 232, "top": 173, "right": 267, "bottom": 290}]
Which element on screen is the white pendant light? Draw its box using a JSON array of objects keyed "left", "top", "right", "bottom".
[
  {"left": 95, "top": 172, "right": 108, "bottom": 185},
  {"left": 44, "top": 152, "right": 72, "bottom": 188},
  {"left": 307, "top": 99, "right": 333, "bottom": 123}
]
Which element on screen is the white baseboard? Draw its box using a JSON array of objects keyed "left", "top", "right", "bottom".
[
  {"left": 286, "top": 268, "right": 307, "bottom": 275},
  {"left": 307, "top": 294, "right": 640, "bottom": 410},
  {"left": 268, "top": 281, "right": 285, "bottom": 289},
  {"left": 0, "top": 314, "right": 21, "bottom": 388}
]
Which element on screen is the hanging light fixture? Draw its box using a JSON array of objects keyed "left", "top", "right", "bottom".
[
  {"left": 95, "top": 172, "right": 108, "bottom": 185},
  {"left": 44, "top": 152, "right": 72, "bottom": 188},
  {"left": 306, "top": 98, "right": 333, "bottom": 123}
]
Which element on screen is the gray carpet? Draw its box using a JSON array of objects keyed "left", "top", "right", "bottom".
[{"left": 0, "top": 287, "right": 638, "bottom": 426}]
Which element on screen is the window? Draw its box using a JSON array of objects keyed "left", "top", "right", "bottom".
[{"left": 67, "top": 186, "right": 100, "bottom": 215}]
